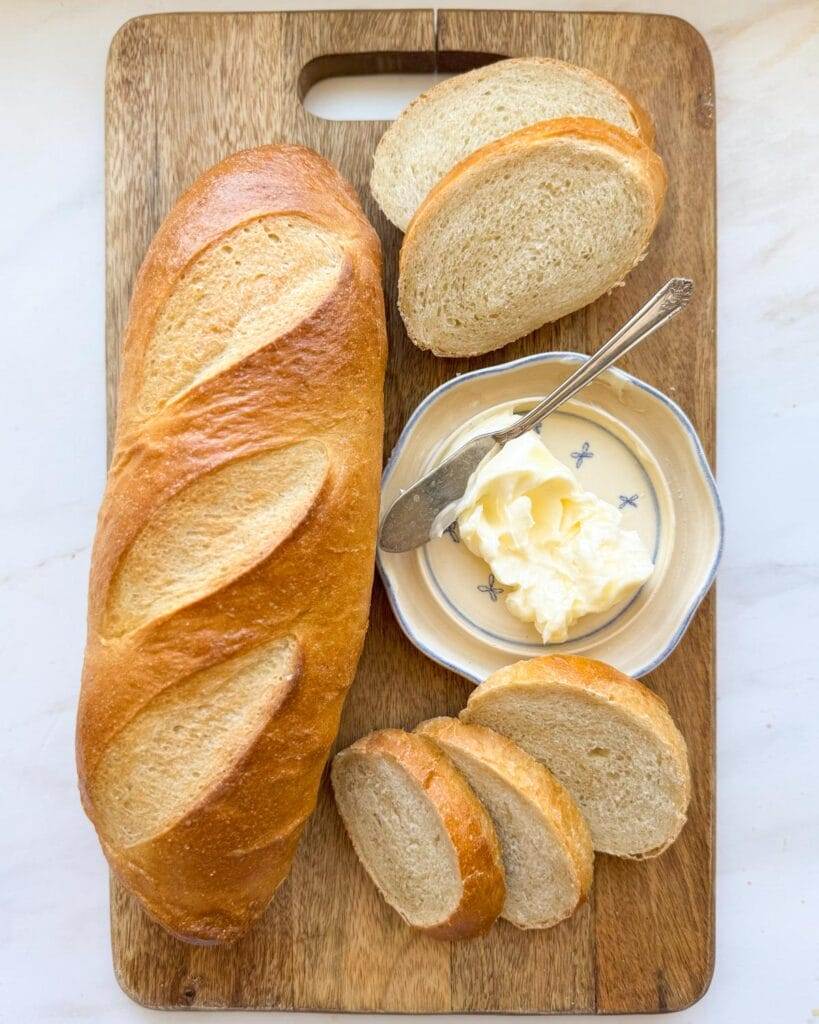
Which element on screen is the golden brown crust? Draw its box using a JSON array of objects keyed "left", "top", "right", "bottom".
[
  {"left": 416, "top": 717, "right": 593, "bottom": 920},
  {"left": 473, "top": 656, "right": 683, "bottom": 749},
  {"left": 334, "top": 730, "right": 506, "bottom": 940},
  {"left": 463, "top": 655, "right": 691, "bottom": 859},
  {"left": 76, "top": 145, "right": 387, "bottom": 943}
]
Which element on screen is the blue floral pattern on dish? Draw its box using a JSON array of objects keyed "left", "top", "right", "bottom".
[
  {"left": 618, "top": 493, "right": 639, "bottom": 509},
  {"left": 477, "top": 574, "right": 504, "bottom": 602},
  {"left": 570, "top": 441, "right": 593, "bottom": 469}
]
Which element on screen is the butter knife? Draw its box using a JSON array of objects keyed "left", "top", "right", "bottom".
[{"left": 378, "top": 277, "right": 694, "bottom": 553}]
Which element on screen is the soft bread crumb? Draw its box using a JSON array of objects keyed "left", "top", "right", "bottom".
[
  {"left": 332, "top": 748, "right": 463, "bottom": 927},
  {"left": 462, "top": 656, "right": 690, "bottom": 858},
  {"left": 417, "top": 717, "right": 593, "bottom": 929},
  {"left": 371, "top": 57, "right": 652, "bottom": 230},
  {"left": 331, "top": 730, "right": 506, "bottom": 938},
  {"left": 398, "top": 119, "right": 666, "bottom": 358}
]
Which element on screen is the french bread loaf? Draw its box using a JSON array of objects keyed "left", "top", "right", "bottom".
[
  {"left": 415, "top": 717, "right": 593, "bottom": 929},
  {"left": 461, "top": 656, "right": 690, "bottom": 858},
  {"left": 76, "top": 145, "right": 387, "bottom": 943},
  {"left": 331, "top": 729, "right": 506, "bottom": 940},
  {"left": 371, "top": 57, "right": 653, "bottom": 231},
  {"left": 398, "top": 118, "right": 666, "bottom": 357}
]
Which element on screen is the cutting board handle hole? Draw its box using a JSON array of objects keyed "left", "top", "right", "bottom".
[{"left": 300, "top": 51, "right": 503, "bottom": 121}]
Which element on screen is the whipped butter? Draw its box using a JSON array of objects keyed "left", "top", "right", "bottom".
[{"left": 445, "top": 411, "right": 654, "bottom": 644}]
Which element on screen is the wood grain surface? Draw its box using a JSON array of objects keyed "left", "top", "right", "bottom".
[{"left": 105, "top": 9, "right": 716, "bottom": 1013}]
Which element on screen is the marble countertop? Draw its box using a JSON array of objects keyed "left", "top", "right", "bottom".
[{"left": 1, "top": 1, "right": 816, "bottom": 1021}]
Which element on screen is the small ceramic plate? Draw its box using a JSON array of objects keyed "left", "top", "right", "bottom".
[{"left": 377, "top": 352, "right": 723, "bottom": 683}]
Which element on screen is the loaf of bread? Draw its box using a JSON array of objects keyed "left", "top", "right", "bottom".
[
  {"left": 416, "top": 718, "right": 593, "bottom": 929},
  {"left": 461, "top": 656, "right": 690, "bottom": 858},
  {"left": 371, "top": 57, "right": 653, "bottom": 231},
  {"left": 76, "top": 145, "right": 387, "bottom": 943},
  {"left": 331, "top": 729, "right": 506, "bottom": 940},
  {"left": 398, "top": 118, "right": 666, "bottom": 357}
]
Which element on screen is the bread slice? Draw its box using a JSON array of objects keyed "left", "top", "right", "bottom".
[
  {"left": 461, "top": 656, "right": 690, "bottom": 858},
  {"left": 398, "top": 118, "right": 666, "bottom": 358},
  {"left": 331, "top": 729, "right": 506, "bottom": 939},
  {"left": 371, "top": 57, "right": 653, "bottom": 231},
  {"left": 416, "top": 717, "right": 593, "bottom": 929}
]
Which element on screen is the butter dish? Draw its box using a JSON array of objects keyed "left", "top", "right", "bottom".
[{"left": 377, "top": 352, "right": 723, "bottom": 682}]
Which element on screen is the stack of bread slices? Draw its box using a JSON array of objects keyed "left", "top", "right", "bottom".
[
  {"left": 332, "top": 656, "right": 690, "bottom": 939},
  {"left": 370, "top": 58, "right": 668, "bottom": 358}
]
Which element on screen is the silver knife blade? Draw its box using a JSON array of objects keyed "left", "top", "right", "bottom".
[{"left": 378, "top": 433, "right": 498, "bottom": 553}]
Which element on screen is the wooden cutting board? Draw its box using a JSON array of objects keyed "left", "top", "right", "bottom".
[{"left": 106, "top": 9, "right": 716, "bottom": 1014}]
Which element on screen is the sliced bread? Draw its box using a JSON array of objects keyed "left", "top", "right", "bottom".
[
  {"left": 331, "top": 729, "right": 506, "bottom": 939},
  {"left": 371, "top": 57, "right": 653, "bottom": 231},
  {"left": 416, "top": 717, "right": 593, "bottom": 929},
  {"left": 398, "top": 117, "right": 666, "bottom": 357},
  {"left": 461, "top": 656, "right": 690, "bottom": 859}
]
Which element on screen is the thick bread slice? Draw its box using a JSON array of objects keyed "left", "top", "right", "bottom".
[
  {"left": 416, "top": 718, "right": 593, "bottom": 929},
  {"left": 371, "top": 57, "right": 653, "bottom": 230},
  {"left": 398, "top": 118, "right": 666, "bottom": 358},
  {"left": 461, "top": 656, "right": 690, "bottom": 858},
  {"left": 331, "top": 729, "right": 506, "bottom": 940}
]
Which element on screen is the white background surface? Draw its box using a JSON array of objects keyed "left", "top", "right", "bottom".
[{"left": 1, "top": 1, "right": 817, "bottom": 1021}]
